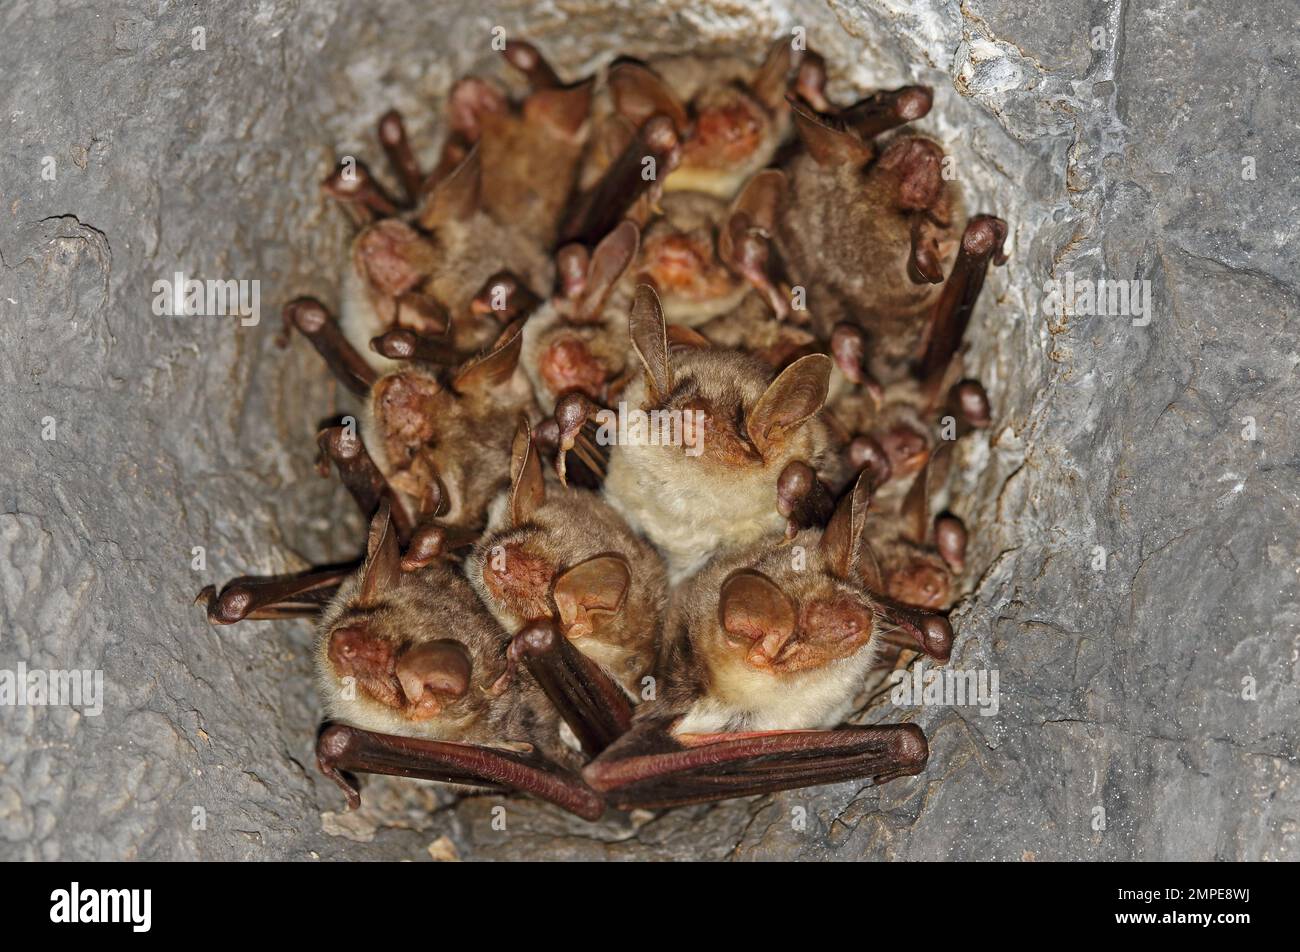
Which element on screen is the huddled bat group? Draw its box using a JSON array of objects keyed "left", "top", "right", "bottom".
[{"left": 199, "top": 37, "right": 1007, "bottom": 822}]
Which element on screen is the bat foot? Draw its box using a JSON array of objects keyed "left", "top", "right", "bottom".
[
  {"left": 202, "top": 582, "right": 254, "bottom": 625},
  {"left": 317, "top": 724, "right": 364, "bottom": 811},
  {"left": 885, "top": 722, "right": 929, "bottom": 777}
]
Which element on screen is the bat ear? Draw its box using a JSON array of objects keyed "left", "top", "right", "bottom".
[
  {"left": 728, "top": 168, "right": 785, "bottom": 232},
  {"left": 359, "top": 500, "right": 402, "bottom": 606},
  {"left": 819, "top": 472, "right": 873, "bottom": 579},
  {"left": 719, "top": 570, "right": 797, "bottom": 663},
  {"left": 751, "top": 38, "right": 798, "bottom": 111},
  {"left": 446, "top": 77, "right": 508, "bottom": 141},
  {"left": 608, "top": 61, "right": 689, "bottom": 131},
  {"left": 718, "top": 169, "right": 785, "bottom": 278},
  {"left": 628, "top": 284, "right": 673, "bottom": 402},
  {"left": 452, "top": 318, "right": 525, "bottom": 394},
  {"left": 395, "top": 639, "right": 473, "bottom": 706},
  {"left": 525, "top": 79, "right": 595, "bottom": 139},
  {"left": 900, "top": 442, "right": 952, "bottom": 545},
  {"left": 508, "top": 416, "right": 546, "bottom": 526},
  {"left": 578, "top": 220, "right": 639, "bottom": 320},
  {"left": 417, "top": 145, "right": 481, "bottom": 229},
  {"left": 552, "top": 554, "right": 632, "bottom": 639},
  {"left": 592, "top": 114, "right": 639, "bottom": 168},
  {"left": 746, "top": 353, "right": 832, "bottom": 456},
  {"left": 788, "top": 95, "right": 873, "bottom": 167}
]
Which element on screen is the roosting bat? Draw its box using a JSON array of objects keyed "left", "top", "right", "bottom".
[{"left": 198, "top": 35, "right": 1011, "bottom": 823}]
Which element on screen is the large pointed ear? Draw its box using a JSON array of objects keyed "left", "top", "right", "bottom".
[
  {"left": 395, "top": 639, "right": 473, "bottom": 708},
  {"left": 719, "top": 570, "right": 797, "bottom": 662},
  {"left": 358, "top": 500, "right": 402, "bottom": 606},
  {"left": 819, "top": 473, "right": 872, "bottom": 579},
  {"left": 592, "top": 114, "right": 638, "bottom": 168},
  {"left": 900, "top": 442, "right": 952, "bottom": 545},
  {"left": 787, "top": 96, "right": 872, "bottom": 167},
  {"left": 728, "top": 168, "right": 785, "bottom": 233},
  {"left": 452, "top": 319, "right": 524, "bottom": 394},
  {"left": 525, "top": 79, "right": 595, "bottom": 139},
  {"left": 552, "top": 555, "right": 632, "bottom": 639},
  {"left": 628, "top": 284, "right": 673, "bottom": 402},
  {"left": 417, "top": 145, "right": 481, "bottom": 230},
  {"left": 718, "top": 170, "right": 785, "bottom": 279},
  {"left": 578, "top": 220, "right": 639, "bottom": 321},
  {"left": 509, "top": 417, "right": 546, "bottom": 526},
  {"left": 608, "top": 61, "right": 689, "bottom": 131},
  {"left": 746, "top": 353, "right": 832, "bottom": 456},
  {"left": 751, "top": 38, "right": 797, "bottom": 110}
]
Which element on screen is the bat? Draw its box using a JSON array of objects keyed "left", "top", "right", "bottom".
[
  {"left": 605, "top": 39, "right": 798, "bottom": 199},
  {"left": 557, "top": 284, "right": 837, "bottom": 581},
  {"left": 519, "top": 220, "right": 641, "bottom": 411},
  {"left": 313, "top": 503, "right": 606, "bottom": 820},
  {"left": 583, "top": 474, "right": 951, "bottom": 809},
  {"left": 198, "top": 36, "right": 1012, "bottom": 824},
  {"left": 280, "top": 296, "right": 538, "bottom": 530},
  {"left": 467, "top": 417, "right": 667, "bottom": 704}
]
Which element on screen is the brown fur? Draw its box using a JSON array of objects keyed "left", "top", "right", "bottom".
[
  {"left": 362, "top": 336, "right": 538, "bottom": 529},
  {"left": 477, "top": 92, "right": 590, "bottom": 249},
  {"left": 777, "top": 136, "right": 963, "bottom": 381},
  {"left": 646, "top": 506, "right": 882, "bottom": 734},
  {"left": 315, "top": 558, "right": 577, "bottom": 768},
  {"left": 468, "top": 430, "right": 667, "bottom": 695},
  {"left": 603, "top": 313, "right": 833, "bottom": 580},
  {"left": 342, "top": 154, "right": 552, "bottom": 375},
  {"left": 637, "top": 191, "right": 748, "bottom": 325},
  {"left": 603, "top": 46, "right": 795, "bottom": 199}
]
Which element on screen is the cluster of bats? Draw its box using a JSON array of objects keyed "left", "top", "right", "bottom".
[{"left": 198, "top": 38, "right": 1007, "bottom": 821}]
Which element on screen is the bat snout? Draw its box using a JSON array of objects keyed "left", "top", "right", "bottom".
[
  {"left": 328, "top": 625, "right": 395, "bottom": 678},
  {"left": 878, "top": 424, "right": 929, "bottom": 479},
  {"left": 885, "top": 561, "right": 950, "bottom": 611}
]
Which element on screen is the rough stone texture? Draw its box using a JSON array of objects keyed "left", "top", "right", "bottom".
[{"left": 1, "top": 0, "right": 1296, "bottom": 860}]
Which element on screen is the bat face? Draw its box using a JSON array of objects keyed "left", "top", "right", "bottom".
[
  {"left": 609, "top": 41, "right": 796, "bottom": 199},
  {"left": 664, "top": 475, "right": 889, "bottom": 734},
  {"left": 670, "top": 85, "right": 776, "bottom": 197},
  {"left": 601, "top": 287, "right": 833, "bottom": 579},
  {"left": 777, "top": 100, "right": 963, "bottom": 372},
  {"left": 637, "top": 191, "right": 749, "bottom": 326},
  {"left": 526, "top": 311, "right": 631, "bottom": 409},
  {"left": 467, "top": 420, "right": 667, "bottom": 694},
  {"left": 315, "top": 519, "right": 508, "bottom": 742},
  {"left": 340, "top": 150, "right": 552, "bottom": 375},
  {"left": 362, "top": 322, "right": 537, "bottom": 528},
  {"left": 860, "top": 442, "right": 968, "bottom": 611},
  {"left": 520, "top": 222, "right": 640, "bottom": 411},
  {"left": 874, "top": 539, "right": 953, "bottom": 610}
]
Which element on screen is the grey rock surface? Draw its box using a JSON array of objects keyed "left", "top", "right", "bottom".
[{"left": 0, "top": 0, "right": 1295, "bottom": 860}]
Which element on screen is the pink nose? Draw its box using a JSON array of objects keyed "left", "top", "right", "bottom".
[{"left": 395, "top": 640, "right": 471, "bottom": 707}]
